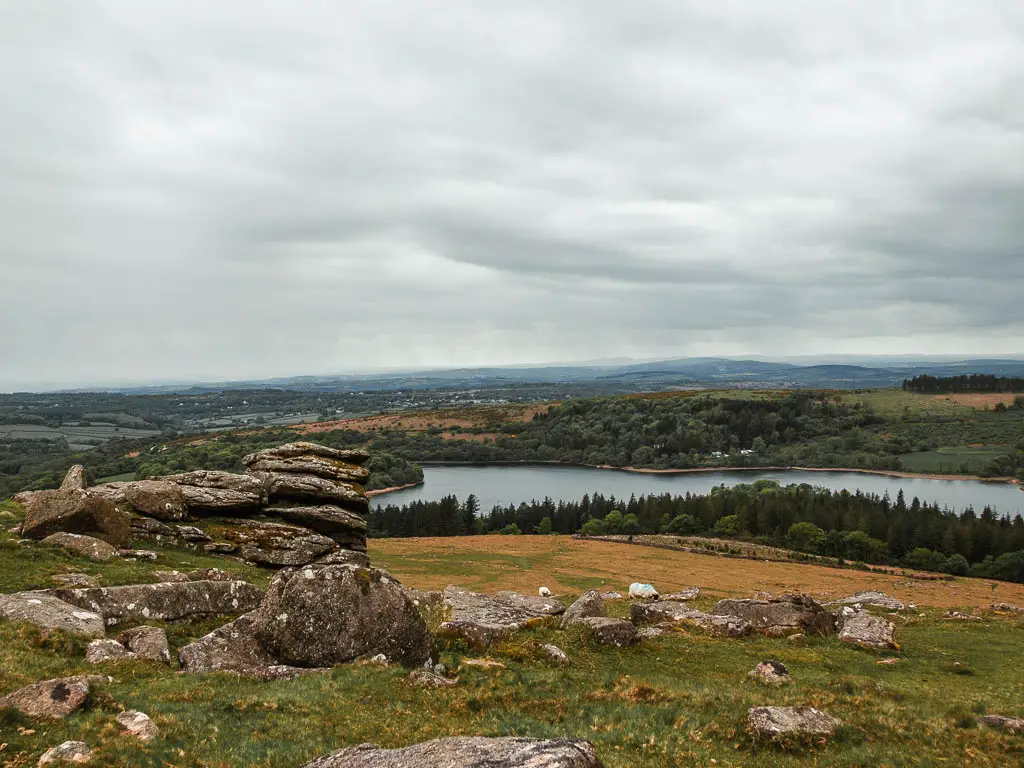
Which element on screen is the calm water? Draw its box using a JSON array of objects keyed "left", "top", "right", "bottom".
[{"left": 371, "top": 464, "right": 1024, "bottom": 517}]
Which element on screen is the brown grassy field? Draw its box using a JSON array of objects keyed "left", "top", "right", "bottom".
[
  {"left": 370, "top": 535, "right": 1024, "bottom": 609},
  {"left": 934, "top": 392, "right": 1022, "bottom": 409},
  {"left": 290, "top": 403, "right": 552, "bottom": 436}
]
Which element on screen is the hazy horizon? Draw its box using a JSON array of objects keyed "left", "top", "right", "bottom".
[{"left": 3, "top": 2, "right": 1022, "bottom": 387}]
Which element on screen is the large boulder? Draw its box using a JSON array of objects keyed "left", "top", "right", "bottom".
[
  {"left": 122, "top": 480, "right": 188, "bottom": 521},
  {"left": 712, "top": 594, "right": 835, "bottom": 637},
  {"left": 41, "top": 532, "right": 118, "bottom": 562},
  {"left": 561, "top": 590, "right": 606, "bottom": 628},
  {"left": 118, "top": 626, "right": 171, "bottom": 663},
  {"left": 631, "top": 601, "right": 751, "bottom": 638},
  {"left": 252, "top": 472, "right": 369, "bottom": 511},
  {"left": 835, "top": 607, "right": 898, "bottom": 650},
  {"left": 246, "top": 455, "right": 371, "bottom": 485},
  {"left": 85, "top": 638, "right": 135, "bottom": 664},
  {"left": 38, "top": 741, "right": 92, "bottom": 765},
  {"left": 158, "top": 471, "right": 266, "bottom": 513},
  {"left": 251, "top": 565, "right": 433, "bottom": 667},
  {"left": 50, "top": 580, "right": 263, "bottom": 623},
  {"left": 116, "top": 710, "right": 160, "bottom": 741},
  {"left": 178, "top": 613, "right": 313, "bottom": 680},
  {"left": 0, "top": 676, "right": 103, "bottom": 720},
  {"left": 225, "top": 520, "right": 338, "bottom": 566},
  {"left": 20, "top": 489, "right": 132, "bottom": 547},
  {"left": 746, "top": 706, "right": 841, "bottom": 739},
  {"left": 300, "top": 737, "right": 603, "bottom": 768},
  {"left": 244, "top": 442, "right": 370, "bottom": 465},
  {"left": 60, "top": 465, "right": 87, "bottom": 491},
  {"left": 439, "top": 587, "right": 565, "bottom": 648},
  {"left": 267, "top": 505, "right": 368, "bottom": 549},
  {"left": 576, "top": 617, "right": 635, "bottom": 647},
  {"left": 0, "top": 593, "right": 105, "bottom": 637},
  {"left": 825, "top": 591, "right": 905, "bottom": 611}
]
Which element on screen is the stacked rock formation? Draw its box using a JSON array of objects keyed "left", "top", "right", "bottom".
[{"left": 13, "top": 442, "right": 373, "bottom": 569}]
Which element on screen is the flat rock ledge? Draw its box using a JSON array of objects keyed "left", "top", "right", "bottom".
[
  {"left": 713, "top": 594, "right": 836, "bottom": 637},
  {"left": 439, "top": 587, "right": 565, "bottom": 648},
  {"left": 0, "top": 592, "right": 105, "bottom": 637},
  {"left": 49, "top": 580, "right": 263, "bottom": 624},
  {"left": 747, "top": 706, "right": 841, "bottom": 739},
  {"left": 836, "top": 607, "right": 898, "bottom": 650},
  {"left": 631, "top": 601, "right": 751, "bottom": 638},
  {"left": 0, "top": 676, "right": 106, "bottom": 720},
  {"left": 576, "top": 617, "right": 636, "bottom": 647},
  {"left": 300, "top": 736, "right": 603, "bottom": 768}
]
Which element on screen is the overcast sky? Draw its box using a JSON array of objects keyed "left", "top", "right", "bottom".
[{"left": 2, "top": 1, "right": 1022, "bottom": 388}]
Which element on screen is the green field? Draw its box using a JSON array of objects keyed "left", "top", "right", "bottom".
[{"left": 898, "top": 446, "right": 1016, "bottom": 474}]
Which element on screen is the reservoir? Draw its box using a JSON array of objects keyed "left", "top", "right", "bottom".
[{"left": 371, "top": 464, "right": 1024, "bottom": 517}]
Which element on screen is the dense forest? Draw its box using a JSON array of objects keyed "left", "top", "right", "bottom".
[
  {"left": 903, "top": 374, "right": 1024, "bottom": 395},
  {"left": 369, "top": 481, "right": 1024, "bottom": 583}
]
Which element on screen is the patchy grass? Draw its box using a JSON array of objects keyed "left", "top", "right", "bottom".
[
  {"left": 898, "top": 445, "right": 1015, "bottom": 474},
  {"left": 2, "top": 531, "right": 1024, "bottom": 766}
]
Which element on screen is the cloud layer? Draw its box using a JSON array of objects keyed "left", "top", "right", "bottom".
[{"left": 2, "top": 1, "right": 1022, "bottom": 387}]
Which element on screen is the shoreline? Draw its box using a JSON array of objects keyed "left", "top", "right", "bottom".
[
  {"left": 366, "top": 481, "right": 424, "bottom": 497},
  {"left": 414, "top": 459, "right": 1016, "bottom": 485}
]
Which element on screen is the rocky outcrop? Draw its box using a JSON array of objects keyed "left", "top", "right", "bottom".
[
  {"left": 244, "top": 442, "right": 370, "bottom": 465},
  {"left": 300, "top": 737, "right": 603, "bottom": 768},
  {"left": 268, "top": 505, "right": 368, "bottom": 549},
  {"left": 225, "top": 520, "right": 337, "bottom": 566},
  {"left": 50, "top": 580, "right": 263, "bottom": 624},
  {"left": 0, "top": 592, "right": 105, "bottom": 637},
  {"left": 835, "top": 607, "right": 898, "bottom": 650},
  {"left": 38, "top": 741, "right": 92, "bottom": 764},
  {"left": 439, "top": 587, "right": 565, "bottom": 647},
  {"left": 158, "top": 471, "right": 266, "bottom": 513},
  {"left": 0, "top": 676, "right": 104, "bottom": 720},
  {"left": 631, "top": 601, "right": 752, "bottom": 638},
  {"left": 19, "top": 489, "right": 132, "bottom": 547},
  {"left": 561, "top": 590, "right": 606, "bottom": 628},
  {"left": 41, "top": 532, "right": 118, "bottom": 561},
  {"left": 60, "top": 465, "right": 87, "bottom": 491},
  {"left": 712, "top": 594, "right": 835, "bottom": 637},
  {"left": 251, "top": 565, "right": 433, "bottom": 667},
  {"left": 177, "top": 613, "right": 311, "bottom": 680},
  {"left": 254, "top": 472, "right": 369, "bottom": 511},
  {"left": 246, "top": 456, "right": 370, "bottom": 484},
  {"left": 118, "top": 626, "right": 171, "bottom": 663},
  {"left": 746, "top": 706, "right": 841, "bottom": 739},
  {"left": 825, "top": 591, "right": 905, "bottom": 611},
  {"left": 576, "top": 617, "right": 635, "bottom": 646}
]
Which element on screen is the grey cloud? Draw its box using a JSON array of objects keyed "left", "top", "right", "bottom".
[{"left": 1, "top": 1, "right": 1023, "bottom": 388}]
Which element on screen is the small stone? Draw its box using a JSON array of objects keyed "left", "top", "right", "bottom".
[
  {"left": 116, "top": 710, "right": 159, "bottom": 741},
  {"left": 747, "top": 706, "right": 841, "bottom": 739},
  {"left": 749, "top": 660, "right": 791, "bottom": 686},
  {"left": 636, "top": 627, "right": 666, "bottom": 640},
  {"left": 204, "top": 542, "right": 236, "bottom": 553},
  {"left": 599, "top": 592, "right": 623, "bottom": 600},
  {"left": 459, "top": 658, "right": 506, "bottom": 670},
  {"left": 876, "top": 657, "right": 901, "bottom": 665},
  {"left": 38, "top": 740, "right": 92, "bottom": 765},
  {"left": 786, "top": 633, "right": 805, "bottom": 642},
  {"left": 41, "top": 533, "right": 117, "bottom": 562},
  {"left": 0, "top": 676, "right": 96, "bottom": 720},
  {"left": 980, "top": 714, "right": 1024, "bottom": 733},
  {"left": 540, "top": 643, "right": 569, "bottom": 664},
  {"left": 152, "top": 570, "right": 190, "bottom": 583},
  {"left": 408, "top": 669, "right": 457, "bottom": 687},
  {"left": 85, "top": 638, "right": 135, "bottom": 664},
  {"left": 118, "top": 549, "right": 158, "bottom": 561}
]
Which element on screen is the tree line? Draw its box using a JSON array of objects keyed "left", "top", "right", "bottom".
[
  {"left": 368, "top": 480, "right": 1024, "bottom": 583},
  {"left": 903, "top": 374, "right": 1024, "bottom": 395}
]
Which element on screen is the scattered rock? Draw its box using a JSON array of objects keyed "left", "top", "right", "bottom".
[
  {"left": 749, "top": 660, "right": 791, "bottom": 686},
  {"left": 561, "top": 590, "right": 606, "bottom": 628},
  {"left": 944, "top": 610, "right": 983, "bottom": 621},
  {"left": 786, "top": 633, "right": 805, "bottom": 642},
  {"left": 50, "top": 580, "right": 263, "bottom": 623},
  {"left": 635, "top": 626, "right": 665, "bottom": 639},
  {"left": 119, "top": 549, "right": 158, "bottom": 561},
  {"left": 0, "top": 592, "right": 105, "bottom": 637},
  {"left": 599, "top": 592, "right": 622, "bottom": 600},
  {"left": 576, "top": 616, "right": 636, "bottom": 646},
  {"left": 980, "top": 714, "right": 1024, "bottom": 733},
  {"left": 267, "top": 505, "right": 368, "bottom": 549},
  {"left": 439, "top": 587, "right": 564, "bottom": 647},
  {"left": 316, "top": 550, "right": 372, "bottom": 567},
  {"left": 300, "top": 736, "right": 602, "bottom": 768},
  {"left": 188, "top": 567, "right": 236, "bottom": 581},
  {"left": 630, "top": 601, "right": 751, "bottom": 638},
  {"left": 178, "top": 613, "right": 311, "bottom": 679},
  {"left": 118, "top": 626, "right": 171, "bottom": 663},
  {"left": 876, "top": 657, "right": 901, "bottom": 665},
  {"left": 116, "top": 710, "right": 160, "bottom": 741},
  {"left": 628, "top": 583, "right": 659, "bottom": 599},
  {"left": 836, "top": 608, "right": 898, "bottom": 650},
  {"left": 459, "top": 658, "right": 506, "bottom": 670},
  {"left": 368, "top": 653, "right": 389, "bottom": 665},
  {"left": 60, "top": 465, "right": 87, "bottom": 491},
  {"left": 226, "top": 520, "right": 338, "bottom": 567},
  {"left": 746, "top": 706, "right": 841, "bottom": 739},
  {"left": 408, "top": 669, "right": 457, "bottom": 687},
  {"left": 130, "top": 516, "right": 178, "bottom": 541},
  {"left": 85, "top": 638, "right": 135, "bottom": 664},
  {"left": 50, "top": 573, "right": 100, "bottom": 588},
  {"left": 251, "top": 565, "right": 434, "bottom": 668},
  {"left": 174, "top": 525, "right": 212, "bottom": 542},
  {"left": 20, "top": 489, "right": 131, "bottom": 547},
  {"left": 541, "top": 643, "right": 570, "bottom": 663},
  {"left": 204, "top": 542, "right": 236, "bottom": 554},
  {"left": 825, "top": 591, "right": 905, "bottom": 611},
  {"left": 661, "top": 587, "right": 700, "bottom": 601},
  {"left": 990, "top": 602, "right": 1024, "bottom": 614},
  {"left": 38, "top": 740, "right": 92, "bottom": 765},
  {"left": 712, "top": 594, "right": 835, "bottom": 637},
  {"left": 0, "top": 676, "right": 100, "bottom": 720},
  {"left": 243, "top": 442, "right": 370, "bottom": 465}
]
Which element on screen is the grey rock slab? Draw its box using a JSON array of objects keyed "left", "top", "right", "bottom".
[
  {"left": 50, "top": 580, "right": 263, "bottom": 623},
  {"left": 267, "top": 505, "right": 368, "bottom": 548},
  {"left": 118, "top": 626, "right": 171, "bottom": 663},
  {"left": 42, "top": 532, "right": 118, "bottom": 562},
  {"left": 247, "top": 456, "right": 371, "bottom": 484},
  {"left": 252, "top": 565, "right": 433, "bottom": 668},
  {"left": 661, "top": 587, "right": 701, "bottom": 601},
  {"left": 116, "top": 710, "right": 159, "bottom": 741},
  {"left": 316, "top": 550, "right": 372, "bottom": 568},
  {"left": 253, "top": 472, "right": 369, "bottom": 511},
  {"left": 630, "top": 601, "right": 751, "bottom": 638},
  {"left": 577, "top": 617, "right": 636, "bottom": 647},
  {"left": 122, "top": 480, "right": 188, "bottom": 521},
  {"left": 59, "top": 465, "right": 87, "bottom": 491},
  {"left": 85, "top": 639, "right": 135, "bottom": 664},
  {"left": 0, "top": 592, "right": 105, "bottom": 637},
  {"left": 439, "top": 587, "right": 564, "bottom": 647},
  {"left": 825, "top": 591, "right": 905, "bottom": 611},
  {"left": 20, "top": 489, "right": 131, "bottom": 547},
  {"left": 980, "top": 714, "right": 1024, "bottom": 732},
  {"left": 50, "top": 573, "right": 100, "bottom": 588},
  {"left": 300, "top": 736, "right": 603, "bottom": 768},
  {"left": 38, "top": 740, "right": 92, "bottom": 764},
  {"left": 712, "top": 593, "right": 835, "bottom": 637},
  {"left": 244, "top": 442, "right": 370, "bottom": 466},
  {"left": 836, "top": 608, "right": 898, "bottom": 650},
  {"left": 747, "top": 706, "right": 841, "bottom": 738},
  {"left": 226, "top": 520, "right": 338, "bottom": 566},
  {"left": 0, "top": 676, "right": 102, "bottom": 720},
  {"left": 158, "top": 471, "right": 266, "bottom": 512},
  {"left": 561, "top": 590, "right": 606, "bottom": 628}
]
